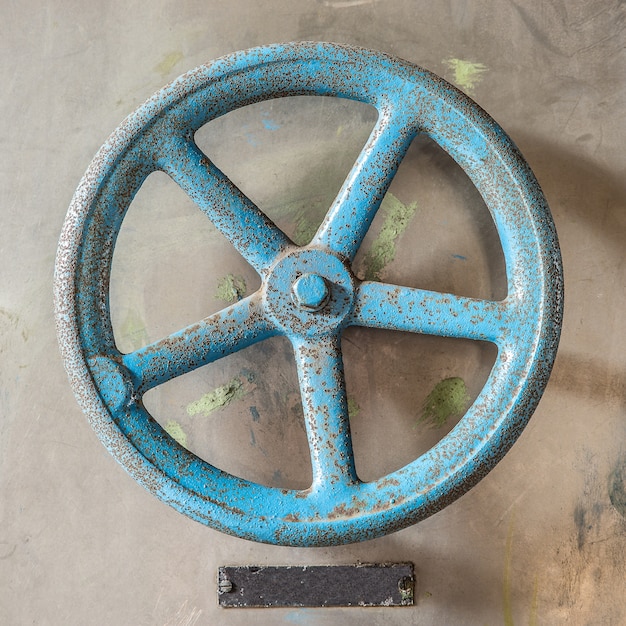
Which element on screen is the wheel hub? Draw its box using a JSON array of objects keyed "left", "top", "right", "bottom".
[
  {"left": 292, "top": 273, "right": 330, "bottom": 312},
  {"left": 263, "top": 248, "right": 355, "bottom": 337}
]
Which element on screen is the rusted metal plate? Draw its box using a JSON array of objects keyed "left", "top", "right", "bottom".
[{"left": 218, "top": 563, "right": 414, "bottom": 607}]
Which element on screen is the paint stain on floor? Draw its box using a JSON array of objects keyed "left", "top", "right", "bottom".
[
  {"left": 155, "top": 50, "right": 183, "bottom": 76},
  {"left": 249, "top": 405, "right": 261, "bottom": 422},
  {"left": 362, "top": 192, "right": 418, "bottom": 281},
  {"left": 214, "top": 274, "right": 247, "bottom": 303},
  {"left": 293, "top": 213, "right": 319, "bottom": 246},
  {"left": 347, "top": 397, "right": 360, "bottom": 418},
  {"left": 165, "top": 420, "right": 188, "bottom": 448},
  {"left": 120, "top": 308, "right": 150, "bottom": 350},
  {"left": 503, "top": 516, "right": 515, "bottom": 626},
  {"left": 608, "top": 454, "right": 626, "bottom": 519},
  {"left": 187, "top": 377, "right": 248, "bottom": 417},
  {"left": 419, "top": 377, "right": 469, "bottom": 428},
  {"left": 529, "top": 574, "right": 539, "bottom": 626},
  {"left": 443, "top": 58, "right": 488, "bottom": 93},
  {"left": 262, "top": 117, "right": 280, "bottom": 131}
]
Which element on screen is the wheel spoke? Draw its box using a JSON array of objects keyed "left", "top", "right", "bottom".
[
  {"left": 292, "top": 333, "right": 359, "bottom": 491},
  {"left": 121, "top": 295, "right": 275, "bottom": 393},
  {"left": 313, "top": 106, "right": 417, "bottom": 260},
  {"left": 350, "top": 282, "right": 510, "bottom": 344},
  {"left": 159, "top": 136, "right": 291, "bottom": 274}
]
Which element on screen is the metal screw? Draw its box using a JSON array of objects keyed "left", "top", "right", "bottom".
[
  {"left": 218, "top": 572, "right": 233, "bottom": 594},
  {"left": 292, "top": 273, "right": 330, "bottom": 311},
  {"left": 397, "top": 576, "right": 414, "bottom": 605}
]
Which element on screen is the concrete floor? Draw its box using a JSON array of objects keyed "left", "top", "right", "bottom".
[{"left": 1, "top": 1, "right": 625, "bottom": 624}]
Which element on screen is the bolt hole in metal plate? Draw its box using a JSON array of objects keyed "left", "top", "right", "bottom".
[{"left": 55, "top": 42, "right": 563, "bottom": 547}]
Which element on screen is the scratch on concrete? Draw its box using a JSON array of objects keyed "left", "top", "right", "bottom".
[
  {"left": 163, "top": 599, "right": 203, "bottom": 626},
  {"left": 322, "top": 0, "right": 378, "bottom": 6},
  {"left": 503, "top": 516, "right": 515, "bottom": 626}
]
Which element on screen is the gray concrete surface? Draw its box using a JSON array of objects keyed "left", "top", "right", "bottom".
[{"left": 1, "top": 1, "right": 625, "bottom": 624}]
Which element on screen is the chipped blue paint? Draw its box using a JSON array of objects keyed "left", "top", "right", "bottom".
[
  {"left": 262, "top": 118, "right": 280, "bottom": 131},
  {"left": 54, "top": 43, "right": 563, "bottom": 547},
  {"left": 249, "top": 405, "right": 260, "bottom": 422}
]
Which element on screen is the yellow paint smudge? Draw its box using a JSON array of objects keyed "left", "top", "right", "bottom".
[
  {"left": 443, "top": 58, "right": 488, "bottom": 93},
  {"left": 347, "top": 397, "right": 360, "bottom": 418},
  {"left": 120, "top": 308, "right": 150, "bottom": 350},
  {"left": 165, "top": 420, "right": 188, "bottom": 448},
  {"left": 187, "top": 377, "right": 248, "bottom": 417},
  {"left": 293, "top": 213, "right": 318, "bottom": 246},
  {"left": 362, "top": 193, "right": 418, "bottom": 281},
  {"left": 502, "top": 514, "right": 540, "bottom": 626},
  {"left": 156, "top": 50, "right": 184, "bottom": 76}
]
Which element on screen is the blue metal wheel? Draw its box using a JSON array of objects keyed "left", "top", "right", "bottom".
[{"left": 54, "top": 43, "right": 563, "bottom": 546}]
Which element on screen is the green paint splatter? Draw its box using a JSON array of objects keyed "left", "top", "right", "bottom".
[
  {"left": 155, "top": 50, "right": 183, "bottom": 76},
  {"left": 267, "top": 197, "right": 327, "bottom": 245},
  {"left": 443, "top": 58, "right": 488, "bottom": 93},
  {"left": 362, "top": 193, "right": 418, "bottom": 281},
  {"left": 419, "top": 377, "right": 469, "bottom": 428},
  {"left": 214, "top": 274, "right": 247, "bottom": 303},
  {"left": 165, "top": 420, "right": 188, "bottom": 448},
  {"left": 608, "top": 455, "right": 626, "bottom": 519},
  {"left": 347, "top": 397, "right": 360, "bottom": 419},
  {"left": 503, "top": 516, "right": 541, "bottom": 626},
  {"left": 120, "top": 308, "right": 150, "bottom": 350},
  {"left": 187, "top": 378, "right": 247, "bottom": 417},
  {"left": 293, "top": 214, "right": 318, "bottom": 246}
]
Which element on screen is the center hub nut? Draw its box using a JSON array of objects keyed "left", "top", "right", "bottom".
[{"left": 292, "top": 273, "right": 330, "bottom": 312}]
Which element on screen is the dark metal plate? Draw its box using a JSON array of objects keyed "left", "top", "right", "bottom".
[{"left": 218, "top": 563, "right": 414, "bottom": 608}]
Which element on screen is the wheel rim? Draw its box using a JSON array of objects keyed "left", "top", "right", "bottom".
[{"left": 54, "top": 42, "right": 563, "bottom": 546}]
